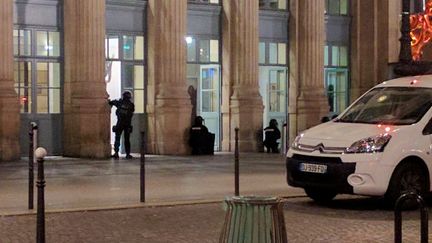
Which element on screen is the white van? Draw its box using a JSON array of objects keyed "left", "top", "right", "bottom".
[{"left": 286, "top": 75, "right": 432, "bottom": 204}]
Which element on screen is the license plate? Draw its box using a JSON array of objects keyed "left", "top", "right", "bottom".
[{"left": 299, "top": 163, "right": 327, "bottom": 174}]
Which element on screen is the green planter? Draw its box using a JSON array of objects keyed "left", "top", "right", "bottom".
[{"left": 219, "top": 196, "right": 287, "bottom": 243}]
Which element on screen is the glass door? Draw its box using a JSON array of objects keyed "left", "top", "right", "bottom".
[
  {"left": 325, "top": 68, "right": 348, "bottom": 114},
  {"left": 266, "top": 68, "right": 287, "bottom": 132},
  {"left": 198, "top": 65, "right": 220, "bottom": 150}
]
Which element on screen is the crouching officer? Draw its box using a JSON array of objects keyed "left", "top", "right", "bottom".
[
  {"left": 263, "top": 119, "right": 281, "bottom": 153},
  {"left": 108, "top": 91, "right": 135, "bottom": 159},
  {"left": 189, "top": 116, "right": 215, "bottom": 155}
]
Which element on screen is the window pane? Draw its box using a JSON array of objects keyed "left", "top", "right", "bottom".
[
  {"left": 37, "top": 88, "right": 48, "bottom": 113},
  {"left": 49, "top": 31, "right": 60, "bottom": 57},
  {"left": 134, "top": 65, "right": 144, "bottom": 89},
  {"left": 134, "top": 89, "right": 144, "bottom": 113},
  {"left": 16, "top": 62, "right": 32, "bottom": 113},
  {"left": 19, "top": 30, "right": 32, "bottom": 56},
  {"left": 202, "top": 68, "right": 212, "bottom": 90},
  {"left": 324, "top": 45, "right": 329, "bottom": 66},
  {"left": 124, "top": 64, "right": 134, "bottom": 89},
  {"left": 49, "top": 88, "right": 60, "bottom": 113},
  {"left": 187, "top": 37, "right": 196, "bottom": 62},
  {"left": 278, "top": 0, "right": 287, "bottom": 9},
  {"left": 340, "top": 0, "right": 348, "bottom": 15},
  {"left": 105, "top": 38, "right": 108, "bottom": 58},
  {"left": 199, "top": 40, "right": 210, "bottom": 62},
  {"left": 278, "top": 43, "right": 286, "bottom": 64},
  {"left": 269, "top": 43, "right": 278, "bottom": 64},
  {"left": 340, "top": 46, "right": 348, "bottom": 66},
  {"left": 210, "top": 40, "right": 219, "bottom": 62},
  {"left": 331, "top": 46, "right": 339, "bottom": 66},
  {"left": 134, "top": 36, "right": 144, "bottom": 60},
  {"left": 325, "top": 0, "right": 329, "bottom": 14},
  {"left": 201, "top": 91, "right": 216, "bottom": 112},
  {"left": 13, "top": 30, "right": 18, "bottom": 56},
  {"left": 36, "top": 31, "right": 48, "bottom": 56},
  {"left": 49, "top": 63, "right": 61, "bottom": 87},
  {"left": 37, "top": 63, "right": 48, "bottom": 87},
  {"left": 187, "top": 64, "right": 199, "bottom": 87},
  {"left": 20, "top": 87, "right": 32, "bottom": 113},
  {"left": 123, "top": 36, "right": 134, "bottom": 60},
  {"left": 259, "top": 42, "right": 266, "bottom": 64},
  {"left": 209, "top": 0, "right": 219, "bottom": 3},
  {"left": 329, "top": 0, "right": 340, "bottom": 15},
  {"left": 108, "top": 36, "right": 119, "bottom": 59}
]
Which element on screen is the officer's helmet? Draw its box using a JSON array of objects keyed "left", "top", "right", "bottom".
[{"left": 122, "top": 90, "right": 132, "bottom": 100}]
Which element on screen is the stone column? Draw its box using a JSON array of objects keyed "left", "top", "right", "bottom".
[
  {"left": 289, "top": 0, "right": 328, "bottom": 134},
  {"left": 147, "top": 0, "right": 192, "bottom": 154},
  {"left": 0, "top": 0, "right": 20, "bottom": 161},
  {"left": 63, "top": 0, "right": 110, "bottom": 158},
  {"left": 222, "top": 0, "right": 264, "bottom": 152},
  {"left": 351, "top": 0, "right": 390, "bottom": 101}
]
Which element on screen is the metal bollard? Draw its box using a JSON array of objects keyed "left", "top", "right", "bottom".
[
  {"left": 28, "top": 122, "right": 38, "bottom": 209},
  {"left": 234, "top": 128, "right": 239, "bottom": 196},
  {"left": 394, "top": 191, "right": 428, "bottom": 243},
  {"left": 140, "top": 131, "right": 146, "bottom": 203},
  {"left": 35, "top": 147, "right": 47, "bottom": 243},
  {"left": 219, "top": 196, "right": 288, "bottom": 243}
]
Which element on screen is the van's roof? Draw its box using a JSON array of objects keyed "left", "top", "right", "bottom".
[{"left": 376, "top": 75, "right": 432, "bottom": 88}]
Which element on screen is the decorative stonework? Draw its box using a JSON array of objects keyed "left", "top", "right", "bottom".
[
  {"left": 222, "top": 0, "right": 264, "bottom": 152},
  {"left": 0, "top": 0, "right": 20, "bottom": 161},
  {"left": 63, "top": 0, "right": 110, "bottom": 158},
  {"left": 147, "top": 0, "right": 192, "bottom": 154}
]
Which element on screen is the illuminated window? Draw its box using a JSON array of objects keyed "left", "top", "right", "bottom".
[
  {"left": 188, "top": 0, "right": 219, "bottom": 4},
  {"left": 13, "top": 30, "right": 31, "bottom": 56},
  {"left": 259, "top": 42, "right": 266, "bottom": 64},
  {"left": 187, "top": 38, "right": 219, "bottom": 63},
  {"left": 326, "top": 45, "right": 348, "bottom": 67},
  {"left": 106, "top": 35, "right": 119, "bottom": 59},
  {"left": 14, "top": 28, "right": 62, "bottom": 114},
  {"left": 268, "top": 70, "right": 286, "bottom": 112},
  {"left": 36, "top": 62, "right": 61, "bottom": 113},
  {"left": 106, "top": 34, "right": 146, "bottom": 113},
  {"left": 261, "top": 42, "right": 287, "bottom": 65},
  {"left": 325, "top": 0, "right": 349, "bottom": 15},
  {"left": 14, "top": 62, "right": 32, "bottom": 113},
  {"left": 36, "top": 31, "right": 60, "bottom": 57},
  {"left": 259, "top": 0, "right": 287, "bottom": 10}
]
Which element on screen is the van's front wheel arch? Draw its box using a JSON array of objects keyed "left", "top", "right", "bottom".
[{"left": 385, "top": 158, "right": 429, "bottom": 207}]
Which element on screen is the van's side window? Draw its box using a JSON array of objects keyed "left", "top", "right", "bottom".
[{"left": 422, "top": 118, "right": 432, "bottom": 135}]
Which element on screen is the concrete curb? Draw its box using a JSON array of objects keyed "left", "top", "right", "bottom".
[{"left": 0, "top": 194, "right": 307, "bottom": 217}]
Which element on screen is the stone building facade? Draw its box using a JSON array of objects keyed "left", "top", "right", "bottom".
[{"left": 0, "top": 0, "right": 405, "bottom": 160}]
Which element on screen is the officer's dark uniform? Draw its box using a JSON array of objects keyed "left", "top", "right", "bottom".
[
  {"left": 108, "top": 91, "right": 135, "bottom": 159},
  {"left": 189, "top": 116, "right": 214, "bottom": 155},
  {"left": 263, "top": 119, "right": 281, "bottom": 153}
]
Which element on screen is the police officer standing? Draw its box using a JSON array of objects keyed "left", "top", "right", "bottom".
[{"left": 108, "top": 91, "right": 135, "bottom": 159}]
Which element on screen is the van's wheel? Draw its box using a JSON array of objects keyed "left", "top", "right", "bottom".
[
  {"left": 305, "top": 187, "right": 337, "bottom": 203},
  {"left": 385, "top": 162, "right": 428, "bottom": 208}
]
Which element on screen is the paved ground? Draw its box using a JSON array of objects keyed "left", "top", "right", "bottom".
[
  {"left": 0, "top": 196, "right": 430, "bottom": 242},
  {"left": 1, "top": 153, "right": 430, "bottom": 242},
  {"left": 0, "top": 153, "right": 303, "bottom": 215}
]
